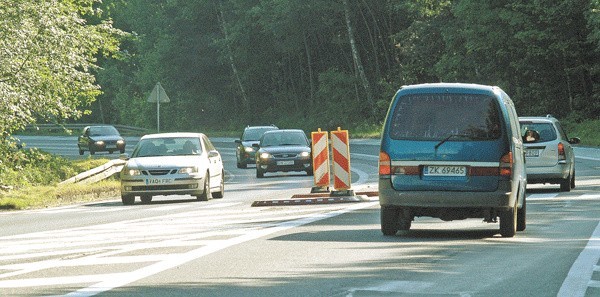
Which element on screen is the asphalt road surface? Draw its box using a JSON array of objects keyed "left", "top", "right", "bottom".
[{"left": 1, "top": 136, "right": 600, "bottom": 296}]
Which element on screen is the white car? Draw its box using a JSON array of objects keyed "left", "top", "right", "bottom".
[{"left": 119, "top": 133, "right": 224, "bottom": 205}]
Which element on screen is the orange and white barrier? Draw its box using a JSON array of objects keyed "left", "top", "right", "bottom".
[
  {"left": 331, "top": 127, "right": 351, "bottom": 191},
  {"left": 311, "top": 128, "right": 330, "bottom": 190}
]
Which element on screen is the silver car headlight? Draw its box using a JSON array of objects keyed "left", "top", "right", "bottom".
[
  {"left": 178, "top": 167, "right": 198, "bottom": 174},
  {"left": 124, "top": 168, "right": 141, "bottom": 176}
]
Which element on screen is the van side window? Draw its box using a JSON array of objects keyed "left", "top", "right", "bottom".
[{"left": 389, "top": 94, "right": 502, "bottom": 140}]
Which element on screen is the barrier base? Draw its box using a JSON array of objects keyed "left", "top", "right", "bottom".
[
  {"left": 310, "top": 186, "right": 330, "bottom": 193},
  {"left": 331, "top": 189, "right": 354, "bottom": 197}
]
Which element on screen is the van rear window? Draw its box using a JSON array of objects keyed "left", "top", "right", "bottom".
[{"left": 389, "top": 94, "right": 502, "bottom": 140}]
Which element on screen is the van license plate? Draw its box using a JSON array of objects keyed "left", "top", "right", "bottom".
[
  {"left": 424, "top": 166, "right": 466, "bottom": 176},
  {"left": 525, "top": 149, "right": 540, "bottom": 157}
]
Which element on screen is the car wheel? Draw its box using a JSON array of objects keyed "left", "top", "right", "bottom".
[
  {"left": 212, "top": 171, "right": 224, "bottom": 199},
  {"left": 570, "top": 169, "right": 576, "bottom": 189},
  {"left": 499, "top": 204, "right": 517, "bottom": 237},
  {"left": 89, "top": 145, "right": 95, "bottom": 155},
  {"left": 79, "top": 149, "right": 84, "bottom": 155},
  {"left": 239, "top": 161, "right": 247, "bottom": 169},
  {"left": 196, "top": 173, "right": 211, "bottom": 201},
  {"left": 109, "top": 150, "right": 114, "bottom": 154},
  {"left": 256, "top": 168, "right": 264, "bottom": 178},
  {"left": 381, "top": 206, "right": 399, "bottom": 236},
  {"left": 121, "top": 194, "right": 135, "bottom": 205},
  {"left": 560, "top": 174, "right": 571, "bottom": 192},
  {"left": 140, "top": 195, "right": 152, "bottom": 204},
  {"left": 517, "top": 196, "right": 526, "bottom": 232},
  {"left": 306, "top": 169, "right": 314, "bottom": 176},
  {"left": 120, "top": 149, "right": 125, "bottom": 154}
]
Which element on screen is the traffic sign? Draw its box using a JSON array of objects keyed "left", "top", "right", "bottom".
[{"left": 147, "top": 82, "right": 170, "bottom": 103}]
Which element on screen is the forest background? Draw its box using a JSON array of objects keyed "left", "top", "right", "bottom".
[
  {"left": 2, "top": 0, "right": 599, "bottom": 137},
  {"left": 88, "top": 0, "right": 599, "bottom": 135}
]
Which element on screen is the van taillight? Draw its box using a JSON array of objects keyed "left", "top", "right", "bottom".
[
  {"left": 558, "top": 143, "right": 566, "bottom": 160},
  {"left": 499, "top": 152, "right": 513, "bottom": 177},
  {"left": 379, "top": 151, "right": 391, "bottom": 175}
]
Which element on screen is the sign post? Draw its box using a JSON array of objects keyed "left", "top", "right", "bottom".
[{"left": 147, "top": 82, "right": 170, "bottom": 132}]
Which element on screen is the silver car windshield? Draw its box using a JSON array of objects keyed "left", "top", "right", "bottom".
[{"left": 132, "top": 137, "right": 202, "bottom": 157}]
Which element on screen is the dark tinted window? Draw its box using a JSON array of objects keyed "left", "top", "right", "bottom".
[
  {"left": 261, "top": 131, "right": 307, "bottom": 147},
  {"left": 389, "top": 94, "right": 502, "bottom": 140},
  {"left": 89, "top": 126, "right": 120, "bottom": 136},
  {"left": 242, "top": 127, "right": 277, "bottom": 141}
]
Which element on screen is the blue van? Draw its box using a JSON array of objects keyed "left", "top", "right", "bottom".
[{"left": 379, "top": 83, "right": 527, "bottom": 237}]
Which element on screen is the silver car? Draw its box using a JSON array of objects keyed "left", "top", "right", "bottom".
[
  {"left": 119, "top": 133, "right": 224, "bottom": 205},
  {"left": 519, "top": 115, "right": 580, "bottom": 192}
]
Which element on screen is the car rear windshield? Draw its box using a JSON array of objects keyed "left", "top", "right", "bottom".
[
  {"left": 519, "top": 122, "right": 557, "bottom": 142},
  {"left": 133, "top": 137, "right": 202, "bottom": 157},
  {"left": 389, "top": 93, "right": 502, "bottom": 141}
]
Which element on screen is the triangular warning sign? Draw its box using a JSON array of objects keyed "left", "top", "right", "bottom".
[{"left": 147, "top": 82, "right": 170, "bottom": 103}]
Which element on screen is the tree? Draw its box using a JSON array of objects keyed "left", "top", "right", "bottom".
[{"left": 0, "top": 0, "right": 125, "bottom": 137}]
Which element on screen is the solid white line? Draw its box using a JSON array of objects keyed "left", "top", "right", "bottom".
[
  {"left": 63, "top": 201, "right": 379, "bottom": 297},
  {"left": 557, "top": 221, "right": 600, "bottom": 297}
]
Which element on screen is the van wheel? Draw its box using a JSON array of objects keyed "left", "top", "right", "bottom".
[
  {"left": 517, "top": 197, "right": 526, "bottom": 231},
  {"left": 398, "top": 208, "right": 412, "bottom": 231},
  {"left": 500, "top": 206, "right": 517, "bottom": 237},
  {"left": 381, "top": 206, "right": 399, "bottom": 236}
]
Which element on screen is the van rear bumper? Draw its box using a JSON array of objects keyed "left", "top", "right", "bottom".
[{"left": 378, "top": 178, "right": 516, "bottom": 210}]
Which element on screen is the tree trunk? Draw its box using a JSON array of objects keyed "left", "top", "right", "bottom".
[
  {"left": 343, "top": 0, "right": 374, "bottom": 113},
  {"left": 217, "top": 3, "right": 249, "bottom": 111}
]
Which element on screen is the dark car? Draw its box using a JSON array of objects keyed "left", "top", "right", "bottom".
[
  {"left": 254, "top": 129, "right": 313, "bottom": 178},
  {"left": 78, "top": 125, "right": 126, "bottom": 155},
  {"left": 235, "top": 125, "right": 278, "bottom": 168}
]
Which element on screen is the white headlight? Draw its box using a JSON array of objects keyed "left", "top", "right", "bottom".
[
  {"left": 95, "top": 141, "right": 105, "bottom": 146},
  {"left": 300, "top": 151, "right": 310, "bottom": 158},
  {"left": 260, "top": 152, "right": 271, "bottom": 159},
  {"left": 244, "top": 147, "right": 255, "bottom": 152},
  {"left": 178, "top": 167, "right": 198, "bottom": 174},
  {"left": 125, "top": 169, "right": 141, "bottom": 176}
]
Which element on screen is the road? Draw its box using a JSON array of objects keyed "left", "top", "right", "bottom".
[{"left": 1, "top": 136, "right": 600, "bottom": 296}]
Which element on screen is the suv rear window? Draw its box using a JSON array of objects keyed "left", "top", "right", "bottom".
[
  {"left": 389, "top": 94, "right": 502, "bottom": 140},
  {"left": 519, "top": 122, "right": 557, "bottom": 142}
]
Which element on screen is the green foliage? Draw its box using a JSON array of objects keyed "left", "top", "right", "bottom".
[{"left": 0, "top": 0, "right": 126, "bottom": 136}]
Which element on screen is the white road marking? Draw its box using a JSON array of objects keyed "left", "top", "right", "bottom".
[
  {"left": 558, "top": 221, "right": 600, "bottom": 297},
  {"left": 0, "top": 201, "right": 378, "bottom": 296}
]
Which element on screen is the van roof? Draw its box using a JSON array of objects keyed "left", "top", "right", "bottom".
[{"left": 399, "top": 83, "right": 502, "bottom": 95}]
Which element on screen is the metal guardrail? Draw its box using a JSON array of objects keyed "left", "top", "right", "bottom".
[
  {"left": 59, "top": 159, "right": 126, "bottom": 185},
  {"left": 24, "top": 124, "right": 147, "bottom": 135}
]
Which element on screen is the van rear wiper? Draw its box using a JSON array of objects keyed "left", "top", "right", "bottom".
[{"left": 435, "top": 133, "right": 473, "bottom": 150}]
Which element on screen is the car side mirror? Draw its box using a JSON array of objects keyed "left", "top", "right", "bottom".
[
  {"left": 208, "top": 150, "right": 220, "bottom": 158},
  {"left": 119, "top": 153, "right": 130, "bottom": 161},
  {"left": 234, "top": 139, "right": 242, "bottom": 144},
  {"left": 523, "top": 129, "right": 540, "bottom": 143},
  {"left": 252, "top": 143, "right": 260, "bottom": 148},
  {"left": 569, "top": 137, "right": 581, "bottom": 145}
]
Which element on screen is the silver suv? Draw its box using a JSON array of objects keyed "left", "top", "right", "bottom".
[{"left": 519, "top": 115, "right": 580, "bottom": 192}]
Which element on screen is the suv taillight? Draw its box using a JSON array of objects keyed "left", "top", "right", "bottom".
[
  {"left": 499, "top": 152, "right": 513, "bottom": 177},
  {"left": 379, "top": 151, "right": 391, "bottom": 176},
  {"left": 558, "top": 143, "right": 566, "bottom": 160}
]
